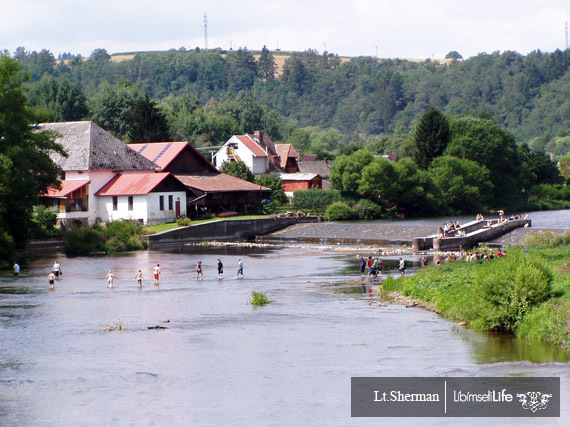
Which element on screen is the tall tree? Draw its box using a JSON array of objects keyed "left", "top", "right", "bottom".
[
  {"left": 27, "top": 76, "right": 88, "bottom": 121},
  {"left": 0, "top": 56, "right": 65, "bottom": 261},
  {"left": 257, "top": 46, "right": 276, "bottom": 79},
  {"left": 413, "top": 106, "right": 450, "bottom": 169},
  {"left": 126, "top": 95, "right": 171, "bottom": 143}
]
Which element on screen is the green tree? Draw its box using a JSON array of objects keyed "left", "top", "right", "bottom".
[
  {"left": 413, "top": 106, "right": 450, "bottom": 169},
  {"left": 330, "top": 149, "right": 374, "bottom": 196},
  {"left": 445, "top": 116, "right": 521, "bottom": 205},
  {"left": 88, "top": 80, "right": 146, "bottom": 140},
  {"left": 256, "top": 173, "right": 287, "bottom": 205},
  {"left": 27, "top": 76, "right": 88, "bottom": 121},
  {"left": 0, "top": 56, "right": 65, "bottom": 261},
  {"left": 219, "top": 160, "right": 255, "bottom": 182},
  {"left": 126, "top": 95, "right": 171, "bottom": 143},
  {"left": 257, "top": 46, "right": 276, "bottom": 79},
  {"left": 429, "top": 155, "right": 492, "bottom": 213},
  {"left": 357, "top": 157, "right": 399, "bottom": 204}
]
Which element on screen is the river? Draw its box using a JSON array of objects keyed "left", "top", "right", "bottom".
[{"left": 1, "top": 211, "right": 569, "bottom": 426}]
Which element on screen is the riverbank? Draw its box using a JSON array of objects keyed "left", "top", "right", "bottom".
[{"left": 380, "top": 241, "right": 570, "bottom": 352}]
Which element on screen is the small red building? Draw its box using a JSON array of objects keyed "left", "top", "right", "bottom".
[{"left": 280, "top": 173, "right": 322, "bottom": 197}]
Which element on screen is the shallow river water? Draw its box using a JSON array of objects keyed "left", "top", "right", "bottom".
[{"left": 1, "top": 240, "right": 569, "bottom": 426}]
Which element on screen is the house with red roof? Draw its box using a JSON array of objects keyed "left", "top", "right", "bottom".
[
  {"left": 213, "top": 131, "right": 300, "bottom": 176},
  {"left": 129, "top": 141, "right": 272, "bottom": 216},
  {"left": 40, "top": 121, "right": 187, "bottom": 226}
]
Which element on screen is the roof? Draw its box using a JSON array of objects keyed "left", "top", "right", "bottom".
[
  {"left": 279, "top": 173, "right": 321, "bottom": 181},
  {"left": 45, "top": 180, "right": 90, "bottom": 198},
  {"left": 236, "top": 136, "right": 268, "bottom": 157},
  {"left": 297, "top": 160, "right": 331, "bottom": 178},
  {"left": 95, "top": 172, "right": 176, "bottom": 196},
  {"left": 174, "top": 173, "right": 271, "bottom": 193},
  {"left": 275, "top": 144, "right": 300, "bottom": 169},
  {"left": 39, "top": 121, "right": 158, "bottom": 171},
  {"left": 128, "top": 141, "right": 218, "bottom": 173}
]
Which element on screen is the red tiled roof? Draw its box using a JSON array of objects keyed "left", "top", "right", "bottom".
[
  {"left": 275, "top": 144, "right": 299, "bottom": 169},
  {"left": 236, "top": 136, "right": 267, "bottom": 157},
  {"left": 95, "top": 173, "right": 174, "bottom": 196},
  {"left": 174, "top": 173, "right": 271, "bottom": 193},
  {"left": 45, "top": 180, "right": 90, "bottom": 198},
  {"left": 128, "top": 142, "right": 187, "bottom": 169}
]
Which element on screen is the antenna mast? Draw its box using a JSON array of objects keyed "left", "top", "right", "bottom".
[
  {"left": 203, "top": 13, "right": 208, "bottom": 50},
  {"left": 564, "top": 20, "right": 568, "bottom": 50}
]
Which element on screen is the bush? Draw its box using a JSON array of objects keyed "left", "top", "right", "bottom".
[
  {"left": 468, "top": 249, "right": 552, "bottom": 331},
  {"left": 250, "top": 290, "right": 271, "bottom": 305},
  {"left": 293, "top": 189, "right": 342, "bottom": 211},
  {"left": 176, "top": 217, "right": 192, "bottom": 226},
  {"left": 31, "top": 206, "right": 60, "bottom": 238},
  {"left": 353, "top": 199, "right": 383, "bottom": 219},
  {"left": 325, "top": 202, "right": 356, "bottom": 221},
  {"left": 64, "top": 228, "right": 106, "bottom": 256},
  {"left": 524, "top": 231, "right": 570, "bottom": 249}
]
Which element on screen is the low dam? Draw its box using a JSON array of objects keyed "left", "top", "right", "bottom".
[
  {"left": 145, "top": 216, "right": 318, "bottom": 249},
  {"left": 412, "top": 218, "right": 531, "bottom": 251}
]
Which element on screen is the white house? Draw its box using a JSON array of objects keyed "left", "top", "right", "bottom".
[
  {"left": 40, "top": 121, "right": 187, "bottom": 226},
  {"left": 213, "top": 131, "right": 300, "bottom": 176}
]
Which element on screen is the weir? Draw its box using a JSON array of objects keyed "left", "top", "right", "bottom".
[{"left": 412, "top": 218, "right": 531, "bottom": 251}]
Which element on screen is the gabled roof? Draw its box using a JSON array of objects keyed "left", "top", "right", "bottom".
[
  {"left": 174, "top": 173, "right": 271, "bottom": 193},
  {"left": 39, "top": 121, "right": 158, "bottom": 171},
  {"left": 236, "top": 136, "right": 268, "bottom": 157},
  {"left": 298, "top": 160, "right": 331, "bottom": 178},
  {"left": 128, "top": 141, "right": 218, "bottom": 173},
  {"left": 45, "top": 180, "right": 90, "bottom": 198},
  {"left": 275, "top": 144, "right": 300, "bottom": 169},
  {"left": 95, "top": 172, "right": 178, "bottom": 196}
]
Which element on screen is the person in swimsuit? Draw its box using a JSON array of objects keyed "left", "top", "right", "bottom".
[
  {"left": 48, "top": 272, "right": 55, "bottom": 289},
  {"left": 105, "top": 270, "right": 115, "bottom": 288},
  {"left": 153, "top": 264, "right": 161, "bottom": 285},
  {"left": 135, "top": 270, "right": 143, "bottom": 287},
  {"left": 196, "top": 261, "right": 203, "bottom": 280}
]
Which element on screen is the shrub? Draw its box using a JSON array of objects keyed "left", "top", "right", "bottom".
[
  {"left": 293, "top": 189, "right": 342, "bottom": 211},
  {"left": 250, "top": 290, "right": 271, "bottom": 305},
  {"left": 469, "top": 249, "right": 552, "bottom": 331},
  {"left": 524, "top": 231, "right": 570, "bottom": 249},
  {"left": 325, "top": 202, "right": 356, "bottom": 221},
  {"left": 64, "top": 228, "right": 106, "bottom": 256},
  {"left": 353, "top": 199, "right": 383, "bottom": 219},
  {"left": 176, "top": 217, "right": 192, "bottom": 226}
]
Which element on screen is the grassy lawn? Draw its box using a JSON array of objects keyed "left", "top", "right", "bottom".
[{"left": 142, "top": 215, "right": 269, "bottom": 235}]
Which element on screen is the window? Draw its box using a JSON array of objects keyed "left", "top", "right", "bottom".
[
  {"left": 159, "top": 195, "right": 164, "bottom": 210},
  {"left": 112, "top": 196, "right": 118, "bottom": 211},
  {"left": 168, "top": 195, "right": 173, "bottom": 210},
  {"left": 128, "top": 196, "right": 134, "bottom": 211}
]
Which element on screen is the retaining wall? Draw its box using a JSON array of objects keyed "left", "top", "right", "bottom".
[{"left": 145, "top": 216, "right": 316, "bottom": 249}]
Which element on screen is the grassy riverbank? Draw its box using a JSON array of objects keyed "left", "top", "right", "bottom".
[{"left": 382, "top": 232, "right": 570, "bottom": 351}]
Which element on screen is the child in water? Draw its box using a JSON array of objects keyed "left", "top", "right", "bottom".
[
  {"left": 135, "top": 270, "right": 143, "bottom": 287},
  {"left": 48, "top": 272, "right": 55, "bottom": 289},
  {"left": 105, "top": 270, "right": 115, "bottom": 288}
]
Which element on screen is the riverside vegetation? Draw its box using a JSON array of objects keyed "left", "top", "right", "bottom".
[{"left": 382, "top": 231, "right": 570, "bottom": 351}]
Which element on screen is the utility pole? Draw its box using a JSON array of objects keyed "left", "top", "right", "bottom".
[
  {"left": 203, "top": 12, "right": 208, "bottom": 50},
  {"left": 375, "top": 45, "right": 379, "bottom": 58}
]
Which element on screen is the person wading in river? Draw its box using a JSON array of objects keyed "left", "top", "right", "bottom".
[
  {"left": 196, "top": 261, "right": 203, "bottom": 280},
  {"left": 217, "top": 259, "right": 224, "bottom": 279}
]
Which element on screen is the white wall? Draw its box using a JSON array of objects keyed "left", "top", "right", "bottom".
[
  {"left": 97, "top": 191, "right": 187, "bottom": 225},
  {"left": 214, "top": 136, "right": 269, "bottom": 175}
]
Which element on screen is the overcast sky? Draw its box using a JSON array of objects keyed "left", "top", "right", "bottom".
[{"left": 2, "top": 0, "right": 569, "bottom": 59}]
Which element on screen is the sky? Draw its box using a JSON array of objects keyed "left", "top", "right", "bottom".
[{"left": 1, "top": 0, "right": 569, "bottom": 60}]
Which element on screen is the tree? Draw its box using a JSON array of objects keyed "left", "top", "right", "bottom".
[
  {"left": 256, "top": 173, "right": 287, "bottom": 205},
  {"left": 357, "top": 157, "right": 399, "bottom": 204},
  {"left": 27, "top": 77, "right": 88, "bottom": 121},
  {"left": 330, "top": 149, "right": 373, "bottom": 197},
  {"left": 445, "top": 51, "right": 463, "bottom": 60},
  {"left": 88, "top": 80, "right": 146, "bottom": 140},
  {"left": 445, "top": 116, "right": 521, "bottom": 204},
  {"left": 257, "top": 46, "right": 276, "bottom": 79},
  {"left": 0, "top": 56, "right": 66, "bottom": 261},
  {"left": 429, "top": 155, "right": 492, "bottom": 213},
  {"left": 413, "top": 106, "right": 450, "bottom": 169},
  {"left": 126, "top": 95, "right": 171, "bottom": 143},
  {"left": 219, "top": 160, "right": 255, "bottom": 182}
]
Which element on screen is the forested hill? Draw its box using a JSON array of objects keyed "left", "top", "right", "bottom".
[{"left": 13, "top": 46, "right": 570, "bottom": 157}]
